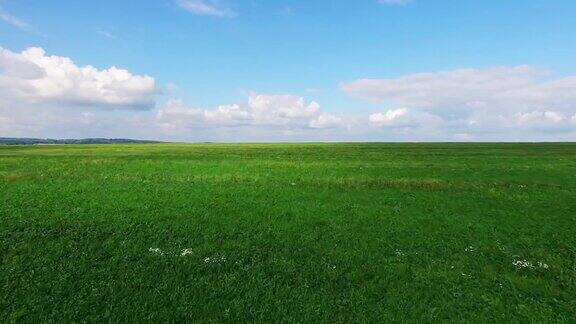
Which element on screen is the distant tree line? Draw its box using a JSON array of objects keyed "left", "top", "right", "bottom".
[{"left": 0, "top": 138, "right": 163, "bottom": 145}]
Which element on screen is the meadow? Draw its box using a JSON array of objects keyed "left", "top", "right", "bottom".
[{"left": 1, "top": 143, "right": 575, "bottom": 322}]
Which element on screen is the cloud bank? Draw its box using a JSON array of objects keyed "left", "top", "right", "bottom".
[
  {"left": 341, "top": 66, "right": 576, "bottom": 113},
  {"left": 0, "top": 47, "right": 157, "bottom": 110},
  {"left": 157, "top": 94, "right": 350, "bottom": 130},
  {"left": 0, "top": 46, "right": 159, "bottom": 140},
  {"left": 343, "top": 66, "right": 576, "bottom": 140},
  {"left": 1, "top": 46, "right": 575, "bottom": 142}
]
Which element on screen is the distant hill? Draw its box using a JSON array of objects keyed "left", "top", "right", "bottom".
[{"left": 0, "top": 137, "right": 164, "bottom": 145}]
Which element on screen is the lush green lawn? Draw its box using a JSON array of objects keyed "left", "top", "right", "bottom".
[{"left": 1, "top": 143, "right": 575, "bottom": 322}]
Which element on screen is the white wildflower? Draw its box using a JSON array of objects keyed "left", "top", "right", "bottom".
[
  {"left": 204, "top": 255, "right": 226, "bottom": 264},
  {"left": 513, "top": 259, "right": 550, "bottom": 270},
  {"left": 149, "top": 247, "right": 164, "bottom": 255},
  {"left": 537, "top": 262, "right": 550, "bottom": 269},
  {"left": 512, "top": 259, "right": 534, "bottom": 269},
  {"left": 181, "top": 248, "right": 193, "bottom": 256}
]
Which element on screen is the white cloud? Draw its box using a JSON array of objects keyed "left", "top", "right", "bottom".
[
  {"left": 2, "top": 43, "right": 575, "bottom": 142},
  {"left": 514, "top": 111, "right": 564, "bottom": 126},
  {"left": 0, "top": 5, "right": 43, "bottom": 36},
  {"left": 0, "top": 45, "right": 358, "bottom": 141},
  {"left": 453, "top": 133, "right": 473, "bottom": 141},
  {"left": 0, "top": 6, "right": 30, "bottom": 29},
  {"left": 342, "top": 66, "right": 554, "bottom": 111},
  {"left": 95, "top": 29, "right": 118, "bottom": 40},
  {"left": 369, "top": 108, "right": 442, "bottom": 128},
  {"left": 204, "top": 104, "right": 251, "bottom": 125},
  {"left": 248, "top": 94, "right": 320, "bottom": 124},
  {"left": 309, "top": 113, "right": 347, "bottom": 129},
  {"left": 81, "top": 112, "right": 95, "bottom": 125},
  {"left": 343, "top": 66, "right": 576, "bottom": 138},
  {"left": 461, "top": 109, "right": 576, "bottom": 139},
  {"left": 176, "top": 0, "right": 235, "bottom": 17},
  {"left": 0, "top": 46, "right": 158, "bottom": 110},
  {"left": 342, "top": 66, "right": 576, "bottom": 115},
  {"left": 150, "top": 94, "right": 362, "bottom": 141},
  {"left": 0, "top": 115, "right": 12, "bottom": 126},
  {"left": 369, "top": 108, "right": 409, "bottom": 126},
  {"left": 157, "top": 94, "right": 348, "bottom": 130}
]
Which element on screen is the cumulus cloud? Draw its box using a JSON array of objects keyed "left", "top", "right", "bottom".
[
  {"left": 0, "top": 44, "right": 355, "bottom": 141},
  {"left": 1, "top": 43, "right": 574, "bottom": 141},
  {"left": 369, "top": 108, "right": 409, "bottom": 126},
  {"left": 176, "top": 0, "right": 235, "bottom": 17},
  {"left": 157, "top": 94, "right": 350, "bottom": 130},
  {"left": 0, "top": 46, "right": 158, "bottom": 110},
  {"left": 309, "top": 114, "right": 346, "bottom": 129},
  {"left": 467, "top": 110, "right": 574, "bottom": 133},
  {"left": 514, "top": 111, "right": 563, "bottom": 126},
  {"left": 369, "top": 108, "right": 443, "bottom": 129},
  {"left": 341, "top": 66, "right": 576, "bottom": 114},
  {"left": 248, "top": 94, "right": 320, "bottom": 124},
  {"left": 343, "top": 66, "right": 576, "bottom": 138}
]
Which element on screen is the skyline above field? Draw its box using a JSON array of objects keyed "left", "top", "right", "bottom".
[{"left": 1, "top": 0, "right": 576, "bottom": 142}]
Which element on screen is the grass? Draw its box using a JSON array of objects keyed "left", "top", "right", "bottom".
[{"left": 0, "top": 143, "right": 575, "bottom": 322}]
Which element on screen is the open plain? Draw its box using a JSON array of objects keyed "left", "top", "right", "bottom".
[{"left": 1, "top": 143, "right": 575, "bottom": 322}]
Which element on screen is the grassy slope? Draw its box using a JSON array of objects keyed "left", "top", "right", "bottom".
[{"left": 0, "top": 143, "right": 575, "bottom": 322}]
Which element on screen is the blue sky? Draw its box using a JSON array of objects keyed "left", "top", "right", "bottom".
[{"left": 1, "top": 0, "right": 576, "bottom": 141}]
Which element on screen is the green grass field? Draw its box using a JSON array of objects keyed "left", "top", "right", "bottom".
[{"left": 1, "top": 143, "right": 575, "bottom": 322}]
